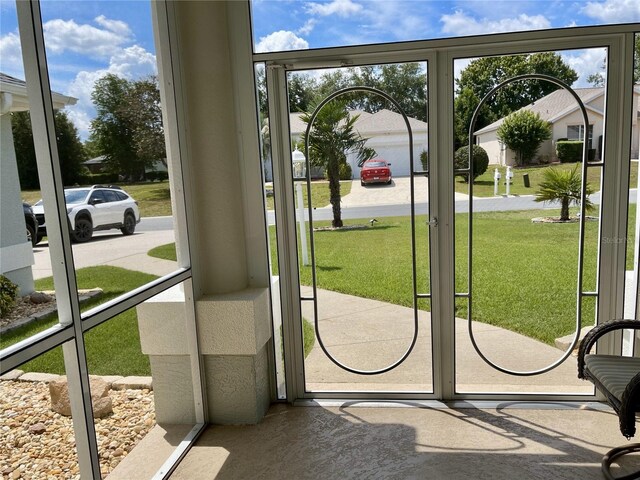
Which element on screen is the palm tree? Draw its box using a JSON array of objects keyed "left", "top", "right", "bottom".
[
  {"left": 301, "top": 99, "right": 376, "bottom": 228},
  {"left": 534, "top": 165, "right": 594, "bottom": 221}
]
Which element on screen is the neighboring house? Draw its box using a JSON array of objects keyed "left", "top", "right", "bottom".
[
  {"left": 289, "top": 108, "right": 428, "bottom": 178},
  {"left": 0, "top": 72, "right": 76, "bottom": 294},
  {"left": 475, "top": 86, "right": 640, "bottom": 166},
  {"left": 83, "top": 156, "right": 168, "bottom": 175}
]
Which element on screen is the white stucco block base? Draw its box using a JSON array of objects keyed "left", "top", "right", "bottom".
[
  {"left": 0, "top": 243, "right": 35, "bottom": 295},
  {"left": 137, "top": 286, "right": 272, "bottom": 425}
]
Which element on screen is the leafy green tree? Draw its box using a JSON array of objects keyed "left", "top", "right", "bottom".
[
  {"left": 455, "top": 52, "right": 577, "bottom": 147},
  {"left": 90, "top": 74, "right": 139, "bottom": 178},
  {"left": 350, "top": 63, "right": 427, "bottom": 121},
  {"left": 288, "top": 73, "right": 317, "bottom": 113},
  {"left": 54, "top": 111, "right": 88, "bottom": 185},
  {"left": 128, "top": 77, "right": 166, "bottom": 169},
  {"left": 453, "top": 145, "right": 489, "bottom": 182},
  {"left": 497, "top": 110, "right": 552, "bottom": 166},
  {"left": 301, "top": 100, "right": 376, "bottom": 228},
  {"left": 11, "top": 110, "right": 86, "bottom": 189},
  {"left": 534, "top": 166, "right": 594, "bottom": 221},
  {"left": 11, "top": 111, "right": 38, "bottom": 189},
  {"left": 90, "top": 74, "right": 165, "bottom": 180}
]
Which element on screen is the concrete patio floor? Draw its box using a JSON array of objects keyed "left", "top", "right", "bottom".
[{"left": 109, "top": 403, "right": 638, "bottom": 480}]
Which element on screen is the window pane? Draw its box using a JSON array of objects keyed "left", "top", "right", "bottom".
[
  {"left": 85, "top": 282, "right": 198, "bottom": 478},
  {"left": 251, "top": 1, "right": 636, "bottom": 53},
  {"left": 453, "top": 47, "right": 605, "bottom": 394},
  {"left": 0, "top": 4, "right": 61, "bottom": 350},
  {"left": 34, "top": 1, "right": 181, "bottom": 316},
  {"left": 0, "top": 345, "right": 82, "bottom": 478}
]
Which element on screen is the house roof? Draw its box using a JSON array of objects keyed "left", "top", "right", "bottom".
[
  {"left": 474, "top": 85, "right": 640, "bottom": 135},
  {"left": 290, "top": 108, "right": 426, "bottom": 136},
  {"left": 0, "top": 72, "right": 77, "bottom": 113}
]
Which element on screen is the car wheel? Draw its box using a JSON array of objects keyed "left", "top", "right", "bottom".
[
  {"left": 361, "top": 180, "right": 365, "bottom": 186},
  {"left": 121, "top": 212, "right": 136, "bottom": 236},
  {"left": 73, "top": 217, "right": 93, "bottom": 243},
  {"left": 387, "top": 179, "right": 392, "bottom": 185},
  {"left": 26, "top": 224, "right": 36, "bottom": 246}
]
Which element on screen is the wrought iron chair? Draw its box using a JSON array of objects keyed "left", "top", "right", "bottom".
[{"left": 578, "top": 319, "right": 640, "bottom": 480}]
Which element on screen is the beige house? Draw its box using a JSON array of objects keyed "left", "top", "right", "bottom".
[
  {"left": 475, "top": 86, "right": 640, "bottom": 165},
  {"left": 290, "top": 108, "right": 428, "bottom": 177}
]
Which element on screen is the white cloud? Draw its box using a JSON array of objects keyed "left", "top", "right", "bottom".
[
  {"left": 94, "top": 15, "right": 132, "bottom": 38},
  {"left": 305, "top": 0, "right": 362, "bottom": 17},
  {"left": 441, "top": 11, "right": 551, "bottom": 35},
  {"left": 561, "top": 48, "right": 607, "bottom": 88},
  {"left": 581, "top": 0, "right": 640, "bottom": 23},
  {"left": 0, "top": 32, "right": 24, "bottom": 78},
  {"left": 255, "top": 31, "right": 309, "bottom": 53},
  {"left": 297, "top": 19, "right": 317, "bottom": 36},
  {"left": 65, "top": 45, "right": 157, "bottom": 139},
  {"left": 43, "top": 16, "right": 133, "bottom": 59}
]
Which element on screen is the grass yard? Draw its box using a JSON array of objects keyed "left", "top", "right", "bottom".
[
  {"left": 21, "top": 181, "right": 173, "bottom": 218},
  {"left": 270, "top": 206, "right": 636, "bottom": 345},
  {"left": 457, "top": 161, "right": 638, "bottom": 198},
  {"left": 265, "top": 180, "right": 351, "bottom": 210},
  {"left": 151, "top": 206, "right": 637, "bottom": 345},
  {"left": 1, "top": 267, "right": 158, "bottom": 376}
]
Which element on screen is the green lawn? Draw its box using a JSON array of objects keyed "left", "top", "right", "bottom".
[
  {"left": 272, "top": 207, "right": 636, "bottom": 345},
  {"left": 1, "top": 267, "right": 158, "bottom": 376},
  {"left": 21, "top": 181, "right": 173, "bottom": 218},
  {"left": 457, "top": 161, "right": 638, "bottom": 197},
  {"left": 22, "top": 179, "right": 352, "bottom": 217},
  {"left": 266, "top": 180, "right": 352, "bottom": 210},
  {"left": 148, "top": 243, "right": 177, "bottom": 261},
  {"left": 152, "top": 207, "right": 636, "bottom": 346}
]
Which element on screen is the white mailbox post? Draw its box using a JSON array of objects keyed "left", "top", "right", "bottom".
[
  {"left": 493, "top": 168, "right": 501, "bottom": 196},
  {"left": 505, "top": 166, "right": 514, "bottom": 196},
  {"left": 292, "top": 149, "right": 309, "bottom": 266}
]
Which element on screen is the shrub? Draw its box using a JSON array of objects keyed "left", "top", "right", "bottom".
[
  {"left": 0, "top": 275, "right": 19, "bottom": 318},
  {"left": 339, "top": 161, "right": 352, "bottom": 180},
  {"left": 420, "top": 150, "right": 429, "bottom": 171},
  {"left": 497, "top": 110, "right": 552, "bottom": 165},
  {"left": 79, "top": 172, "right": 119, "bottom": 185},
  {"left": 454, "top": 145, "right": 489, "bottom": 182},
  {"left": 556, "top": 140, "right": 583, "bottom": 163}
]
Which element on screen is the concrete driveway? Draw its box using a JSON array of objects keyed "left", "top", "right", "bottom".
[
  {"left": 32, "top": 229, "right": 177, "bottom": 280},
  {"left": 341, "top": 176, "right": 468, "bottom": 207}
]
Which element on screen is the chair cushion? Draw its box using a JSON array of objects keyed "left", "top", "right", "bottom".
[{"left": 584, "top": 354, "right": 640, "bottom": 401}]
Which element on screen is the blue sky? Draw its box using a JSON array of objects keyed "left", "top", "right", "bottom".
[
  {"left": 0, "top": 0, "right": 638, "bottom": 140},
  {"left": 251, "top": 0, "right": 640, "bottom": 51}
]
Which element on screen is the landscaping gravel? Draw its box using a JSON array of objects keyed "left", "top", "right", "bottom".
[{"left": 0, "top": 380, "right": 155, "bottom": 479}]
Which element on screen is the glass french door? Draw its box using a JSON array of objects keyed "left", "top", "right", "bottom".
[{"left": 260, "top": 29, "right": 636, "bottom": 402}]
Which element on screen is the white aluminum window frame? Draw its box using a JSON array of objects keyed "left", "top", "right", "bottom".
[
  {"left": 256, "top": 23, "right": 639, "bottom": 403},
  {"left": 0, "top": 2, "right": 206, "bottom": 478}
]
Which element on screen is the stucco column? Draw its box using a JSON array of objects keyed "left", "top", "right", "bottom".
[
  {"left": 138, "top": 1, "right": 272, "bottom": 425},
  {"left": 0, "top": 94, "right": 35, "bottom": 295}
]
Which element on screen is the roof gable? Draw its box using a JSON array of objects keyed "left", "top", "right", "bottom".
[{"left": 475, "top": 87, "right": 611, "bottom": 135}]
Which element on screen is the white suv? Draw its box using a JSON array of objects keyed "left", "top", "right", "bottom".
[{"left": 32, "top": 185, "right": 140, "bottom": 243}]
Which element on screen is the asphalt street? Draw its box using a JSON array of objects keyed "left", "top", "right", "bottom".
[{"left": 32, "top": 186, "right": 637, "bottom": 280}]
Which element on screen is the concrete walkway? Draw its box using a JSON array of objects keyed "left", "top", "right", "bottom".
[{"left": 302, "top": 288, "right": 590, "bottom": 393}]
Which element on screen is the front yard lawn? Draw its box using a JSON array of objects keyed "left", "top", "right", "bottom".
[
  {"left": 1, "top": 267, "right": 158, "bottom": 376},
  {"left": 458, "top": 161, "right": 638, "bottom": 198}
]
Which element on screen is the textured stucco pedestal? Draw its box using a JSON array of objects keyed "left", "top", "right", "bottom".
[{"left": 137, "top": 285, "right": 271, "bottom": 425}]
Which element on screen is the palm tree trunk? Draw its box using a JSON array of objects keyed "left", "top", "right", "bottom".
[
  {"left": 328, "top": 158, "right": 342, "bottom": 228},
  {"left": 560, "top": 198, "right": 570, "bottom": 221}
]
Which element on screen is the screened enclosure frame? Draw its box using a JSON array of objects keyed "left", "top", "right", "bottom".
[
  {"left": 258, "top": 23, "right": 639, "bottom": 403},
  {"left": 0, "top": 2, "right": 207, "bottom": 479}
]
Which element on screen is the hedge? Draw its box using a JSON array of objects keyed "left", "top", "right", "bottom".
[{"left": 556, "top": 141, "right": 583, "bottom": 163}]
